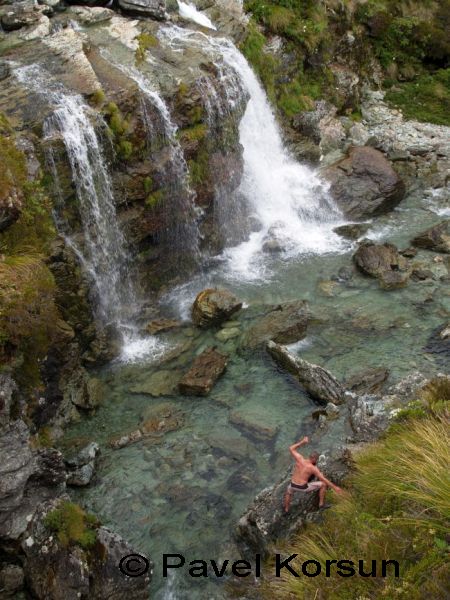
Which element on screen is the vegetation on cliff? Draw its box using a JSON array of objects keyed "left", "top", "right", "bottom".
[
  {"left": 241, "top": 0, "right": 450, "bottom": 125},
  {"left": 263, "top": 378, "right": 450, "bottom": 599},
  {"left": 0, "top": 117, "right": 58, "bottom": 391},
  {"left": 44, "top": 501, "right": 100, "bottom": 550}
]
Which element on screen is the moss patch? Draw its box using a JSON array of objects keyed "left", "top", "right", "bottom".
[{"left": 385, "top": 68, "right": 450, "bottom": 126}]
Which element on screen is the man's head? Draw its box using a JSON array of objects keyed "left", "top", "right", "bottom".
[{"left": 309, "top": 451, "right": 320, "bottom": 465}]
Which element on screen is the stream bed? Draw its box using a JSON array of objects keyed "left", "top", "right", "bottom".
[{"left": 61, "top": 187, "right": 449, "bottom": 598}]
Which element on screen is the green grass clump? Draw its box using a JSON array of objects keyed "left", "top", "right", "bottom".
[
  {"left": 145, "top": 189, "right": 164, "bottom": 209},
  {"left": 90, "top": 88, "right": 105, "bottom": 107},
  {"left": 178, "top": 123, "right": 207, "bottom": 144},
  {"left": 135, "top": 32, "right": 159, "bottom": 65},
  {"left": 44, "top": 502, "right": 100, "bottom": 550},
  {"left": 240, "top": 19, "right": 279, "bottom": 102},
  {"left": 385, "top": 68, "right": 450, "bottom": 126},
  {"left": 263, "top": 380, "right": 450, "bottom": 599}
]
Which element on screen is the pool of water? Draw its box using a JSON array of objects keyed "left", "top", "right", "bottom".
[{"left": 61, "top": 187, "right": 449, "bottom": 598}]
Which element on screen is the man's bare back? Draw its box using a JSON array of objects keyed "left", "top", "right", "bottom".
[{"left": 283, "top": 436, "right": 342, "bottom": 513}]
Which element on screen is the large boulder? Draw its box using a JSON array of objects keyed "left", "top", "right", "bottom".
[
  {"left": 117, "top": 0, "right": 166, "bottom": 19},
  {"left": 240, "top": 301, "right": 309, "bottom": 351},
  {"left": 22, "top": 498, "right": 152, "bottom": 600},
  {"left": 235, "top": 452, "right": 351, "bottom": 559},
  {"left": 353, "top": 241, "right": 410, "bottom": 289},
  {"left": 324, "top": 146, "right": 405, "bottom": 219},
  {"left": 178, "top": 347, "right": 228, "bottom": 396},
  {"left": 192, "top": 288, "right": 242, "bottom": 328},
  {"left": 267, "top": 341, "right": 345, "bottom": 405},
  {"left": 192, "top": 289, "right": 242, "bottom": 327},
  {"left": 411, "top": 220, "right": 450, "bottom": 254}
]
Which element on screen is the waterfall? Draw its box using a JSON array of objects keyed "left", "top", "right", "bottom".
[
  {"left": 43, "top": 95, "right": 136, "bottom": 329},
  {"left": 15, "top": 64, "right": 167, "bottom": 362},
  {"left": 159, "top": 25, "right": 344, "bottom": 279}
]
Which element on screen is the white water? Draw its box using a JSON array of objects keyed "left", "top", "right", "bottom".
[
  {"left": 177, "top": 1, "right": 216, "bottom": 30},
  {"left": 159, "top": 26, "right": 345, "bottom": 280},
  {"left": 15, "top": 64, "right": 167, "bottom": 363}
]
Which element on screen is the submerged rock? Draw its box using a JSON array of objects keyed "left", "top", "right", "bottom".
[
  {"left": 267, "top": 341, "right": 345, "bottom": 405},
  {"left": 412, "top": 220, "right": 450, "bottom": 254},
  {"left": 333, "top": 222, "right": 370, "bottom": 240},
  {"left": 144, "top": 318, "right": 181, "bottom": 335},
  {"left": 324, "top": 146, "right": 405, "bottom": 219},
  {"left": 240, "top": 300, "right": 309, "bottom": 351},
  {"left": 192, "top": 289, "right": 242, "bottom": 328},
  {"left": 346, "top": 367, "right": 390, "bottom": 395},
  {"left": 229, "top": 408, "right": 279, "bottom": 443},
  {"left": 130, "top": 369, "right": 181, "bottom": 397},
  {"left": 178, "top": 347, "right": 228, "bottom": 396}
]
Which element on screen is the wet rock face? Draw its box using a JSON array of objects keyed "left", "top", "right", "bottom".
[
  {"left": 267, "top": 341, "right": 345, "bottom": 405},
  {"left": 240, "top": 301, "right": 309, "bottom": 351},
  {"left": 118, "top": 0, "right": 166, "bottom": 20},
  {"left": 324, "top": 146, "right": 405, "bottom": 219},
  {"left": 179, "top": 347, "right": 228, "bottom": 396},
  {"left": 192, "top": 289, "right": 243, "bottom": 328},
  {"left": 235, "top": 452, "right": 351, "bottom": 559},
  {"left": 353, "top": 241, "right": 410, "bottom": 289},
  {"left": 346, "top": 367, "right": 390, "bottom": 395},
  {"left": 65, "top": 442, "right": 100, "bottom": 487},
  {"left": 0, "top": 421, "right": 66, "bottom": 540},
  {"left": 22, "top": 499, "right": 152, "bottom": 600},
  {"left": 412, "top": 220, "right": 450, "bottom": 254},
  {"left": 0, "top": 563, "right": 24, "bottom": 598}
]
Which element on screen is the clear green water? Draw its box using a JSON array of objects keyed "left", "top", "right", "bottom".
[{"left": 62, "top": 189, "right": 449, "bottom": 598}]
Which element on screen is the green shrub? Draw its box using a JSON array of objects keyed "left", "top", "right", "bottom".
[
  {"left": 44, "top": 502, "right": 99, "bottom": 550},
  {"left": 90, "top": 88, "right": 105, "bottom": 107}
]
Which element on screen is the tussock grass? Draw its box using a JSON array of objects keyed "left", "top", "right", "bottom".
[
  {"left": 263, "top": 380, "right": 450, "bottom": 599},
  {"left": 44, "top": 501, "right": 100, "bottom": 550}
]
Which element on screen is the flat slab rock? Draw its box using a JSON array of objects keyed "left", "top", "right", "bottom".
[
  {"left": 229, "top": 408, "right": 279, "bottom": 443},
  {"left": 267, "top": 341, "right": 345, "bottom": 405},
  {"left": 178, "top": 347, "right": 228, "bottom": 396},
  {"left": 240, "top": 300, "right": 309, "bottom": 351}
]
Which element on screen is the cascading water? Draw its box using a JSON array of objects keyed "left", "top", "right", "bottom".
[
  {"left": 159, "top": 24, "right": 345, "bottom": 280},
  {"left": 100, "top": 51, "right": 202, "bottom": 261},
  {"left": 177, "top": 0, "right": 217, "bottom": 30},
  {"left": 15, "top": 64, "right": 167, "bottom": 362}
]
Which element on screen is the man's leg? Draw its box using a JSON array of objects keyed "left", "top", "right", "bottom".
[{"left": 284, "top": 486, "right": 293, "bottom": 513}]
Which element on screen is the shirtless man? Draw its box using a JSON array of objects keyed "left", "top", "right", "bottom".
[{"left": 283, "top": 436, "right": 342, "bottom": 513}]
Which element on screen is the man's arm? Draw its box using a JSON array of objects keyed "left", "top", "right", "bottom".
[
  {"left": 313, "top": 467, "right": 342, "bottom": 494},
  {"left": 289, "top": 436, "right": 309, "bottom": 461}
]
